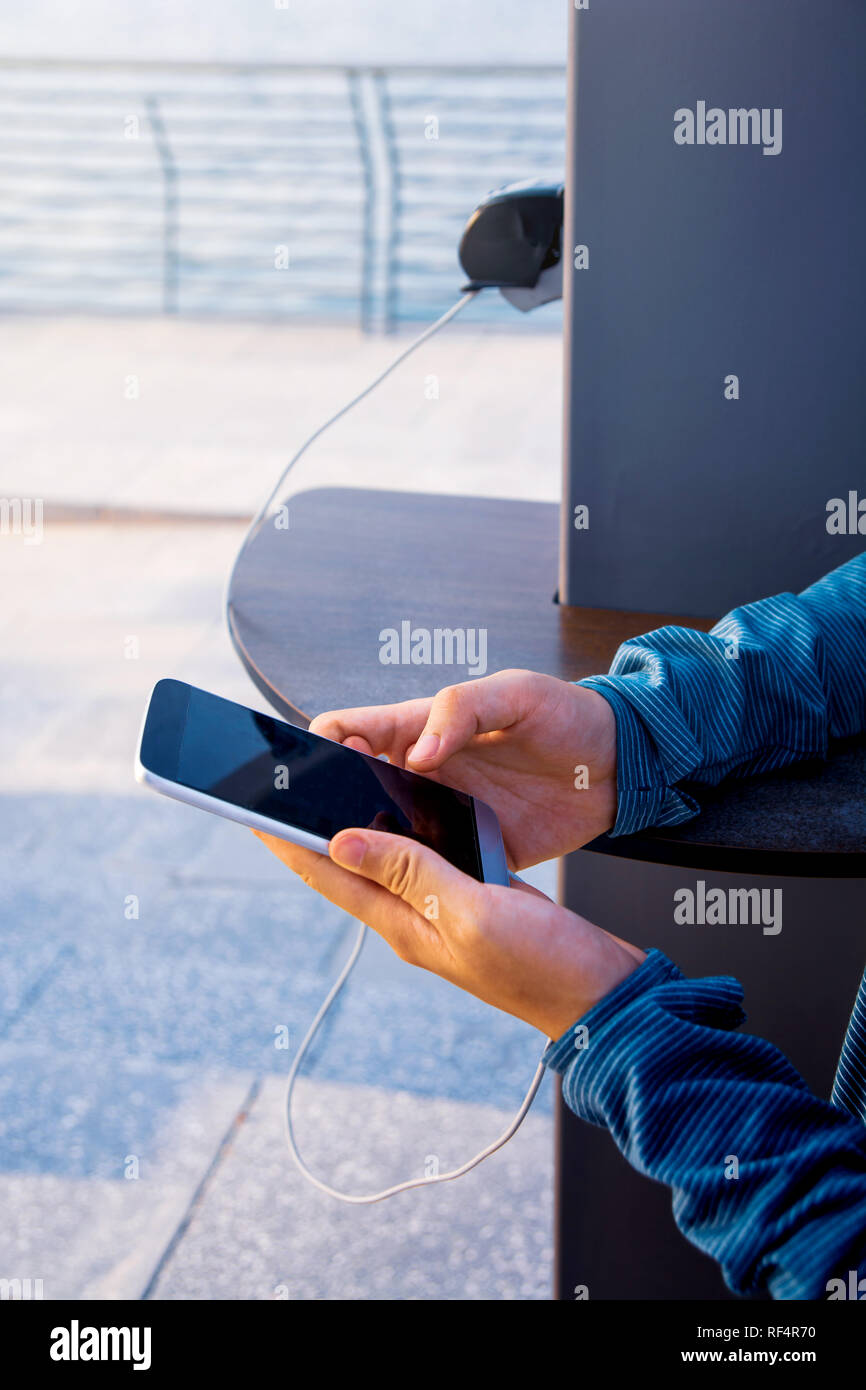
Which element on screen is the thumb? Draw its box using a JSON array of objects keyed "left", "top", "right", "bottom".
[{"left": 329, "top": 828, "right": 482, "bottom": 916}]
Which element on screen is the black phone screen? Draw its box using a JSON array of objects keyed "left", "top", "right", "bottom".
[{"left": 142, "top": 681, "right": 483, "bottom": 880}]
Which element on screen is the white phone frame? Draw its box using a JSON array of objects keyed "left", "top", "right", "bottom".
[{"left": 134, "top": 681, "right": 510, "bottom": 886}]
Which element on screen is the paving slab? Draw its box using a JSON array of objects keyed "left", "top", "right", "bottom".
[
  {"left": 147, "top": 1074, "right": 553, "bottom": 1302},
  {"left": 0, "top": 318, "right": 562, "bottom": 517},
  {"left": 0, "top": 1063, "right": 254, "bottom": 1300}
]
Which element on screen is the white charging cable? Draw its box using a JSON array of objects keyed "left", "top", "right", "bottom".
[
  {"left": 285, "top": 919, "right": 550, "bottom": 1204},
  {"left": 232, "top": 289, "right": 550, "bottom": 1201},
  {"left": 227, "top": 289, "right": 481, "bottom": 591}
]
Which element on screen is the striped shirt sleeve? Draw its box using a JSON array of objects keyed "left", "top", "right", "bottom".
[
  {"left": 577, "top": 551, "right": 866, "bottom": 837},
  {"left": 544, "top": 950, "right": 866, "bottom": 1300}
]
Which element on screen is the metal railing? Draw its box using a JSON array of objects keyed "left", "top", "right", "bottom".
[{"left": 0, "top": 60, "right": 565, "bottom": 331}]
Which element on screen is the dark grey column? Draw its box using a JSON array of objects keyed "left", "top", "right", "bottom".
[
  {"left": 560, "top": 0, "right": 865, "bottom": 616},
  {"left": 556, "top": 1, "right": 866, "bottom": 1301}
]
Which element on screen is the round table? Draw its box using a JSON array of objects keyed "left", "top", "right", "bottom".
[{"left": 229, "top": 487, "right": 866, "bottom": 874}]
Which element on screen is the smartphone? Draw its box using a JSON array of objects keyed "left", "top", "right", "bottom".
[{"left": 134, "top": 679, "right": 510, "bottom": 885}]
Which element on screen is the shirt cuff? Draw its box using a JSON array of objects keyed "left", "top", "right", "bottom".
[
  {"left": 542, "top": 947, "right": 747, "bottom": 1127},
  {"left": 577, "top": 675, "right": 701, "bottom": 836}
]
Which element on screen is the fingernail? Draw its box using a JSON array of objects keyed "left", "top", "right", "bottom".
[
  {"left": 410, "top": 733, "right": 440, "bottom": 763},
  {"left": 331, "top": 834, "right": 366, "bottom": 868}
]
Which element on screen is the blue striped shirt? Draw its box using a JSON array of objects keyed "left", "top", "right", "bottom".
[{"left": 544, "top": 552, "right": 866, "bottom": 1300}]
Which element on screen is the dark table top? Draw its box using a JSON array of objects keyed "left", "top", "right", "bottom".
[{"left": 228, "top": 487, "right": 866, "bottom": 877}]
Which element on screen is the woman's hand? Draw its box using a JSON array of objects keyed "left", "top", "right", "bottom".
[
  {"left": 308, "top": 669, "right": 618, "bottom": 870},
  {"left": 254, "top": 826, "right": 644, "bottom": 1041}
]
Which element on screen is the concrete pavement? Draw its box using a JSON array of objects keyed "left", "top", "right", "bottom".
[{"left": 0, "top": 317, "right": 560, "bottom": 1300}]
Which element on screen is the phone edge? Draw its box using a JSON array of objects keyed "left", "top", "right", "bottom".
[
  {"left": 473, "top": 796, "right": 510, "bottom": 887},
  {"left": 134, "top": 754, "right": 331, "bottom": 856}
]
